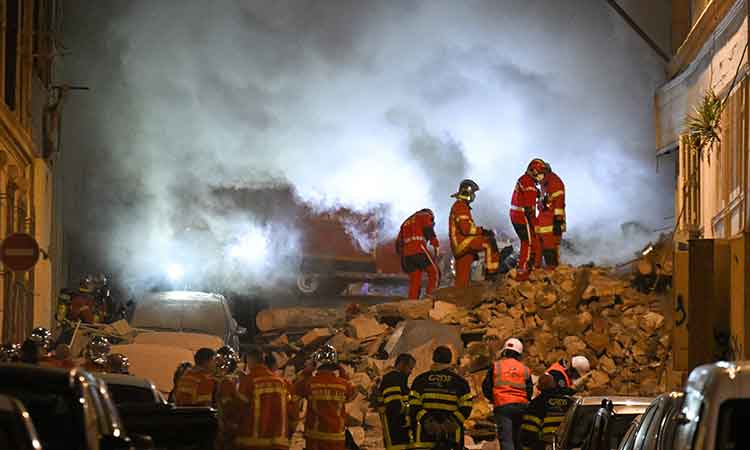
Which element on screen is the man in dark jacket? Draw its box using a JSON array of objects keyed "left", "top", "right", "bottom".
[
  {"left": 410, "top": 346, "right": 473, "bottom": 450},
  {"left": 520, "top": 374, "right": 576, "bottom": 450},
  {"left": 376, "top": 353, "right": 416, "bottom": 450}
]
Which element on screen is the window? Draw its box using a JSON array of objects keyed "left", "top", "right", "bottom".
[
  {"left": 107, "top": 384, "right": 157, "bottom": 405},
  {"left": 4, "top": 0, "right": 18, "bottom": 110},
  {"left": 715, "top": 399, "right": 750, "bottom": 450}
]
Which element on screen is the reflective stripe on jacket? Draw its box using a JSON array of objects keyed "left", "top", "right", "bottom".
[
  {"left": 293, "top": 369, "right": 355, "bottom": 444},
  {"left": 545, "top": 362, "right": 572, "bottom": 388},
  {"left": 492, "top": 359, "right": 530, "bottom": 406},
  {"left": 234, "top": 364, "right": 292, "bottom": 450},
  {"left": 175, "top": 367, "right": 215, "bottom": 407},
  {"left": 449, "top": 200, "right": 481, "bottom": 257},
  {"left": 397, "top": 210, "right": 439, "bottom": 257}
]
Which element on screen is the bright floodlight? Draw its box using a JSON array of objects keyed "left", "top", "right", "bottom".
[
  {"left": 166, "top": 263, "right": 185, "bottom": 282},
  {"left": 229, "top": 228, "right": 269, "bottom": 267}
]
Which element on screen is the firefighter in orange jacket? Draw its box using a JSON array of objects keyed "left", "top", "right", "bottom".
[
  {"left": 293, "top": 345, "right": 356, "bottom": 450},
  {"left": 535, "top": 195, "right": 557, "bottom": 269},
  {"left": 510, "top": 160, "right": 545, "bottom": 281},
  {"left": 397, "top": 209, "right": 440, "bottom": 299},
  {"left": 482, "top": 338, "right": 532, "bottom": 450},
  {"left": 541, "top": 163, "right": 566, "bottom": 265},
  {"left": 215, "top": 346, "right": 241, "bottom": 450},
  {"left": 175, "top": 348, "right": 217, "bottom": 407},
  {"left": 449, "top": 179, "right": 500, "bottom": 288},
  {"left": 233, "top": 347, "right": 294, "bottom": 450}
]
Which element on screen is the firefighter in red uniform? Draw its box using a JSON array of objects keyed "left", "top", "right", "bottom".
[
  {"left": 293, "top": 345, "right": 356, "bottom": 450},
  {"left": 215, "top": 346, "right": 240, "bottom": 450},
  {"left": 510, "top": 160, "right": 545, "bottom": 281},
  {"left": 175, "top": 348, "right": 217, "bottom": 407},
  {"left": 397, "top": 209, "right": 440, "bottom": 299},
  {"left": 535, "top": 195, "right": 557, "bottom": 269},
  {"left": 449, "top": 179, "right": 500, "bottom": 288},
  {"left": 540, "top": 163, "right": 566, "bottom": 266},
  {"left": 81, "top": 336, "right": 112, "bottom": 373},
  {"left": 233, "top": 347, "right": 294, "bottom": 450}
]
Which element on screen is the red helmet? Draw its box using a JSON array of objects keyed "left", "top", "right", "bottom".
[{"left": 527, "top": 158, "right": 547, "bottom": 182}]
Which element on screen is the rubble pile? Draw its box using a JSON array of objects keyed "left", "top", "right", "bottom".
[{"left": 257, "top": 264, "right": 670, "bottom": 447}]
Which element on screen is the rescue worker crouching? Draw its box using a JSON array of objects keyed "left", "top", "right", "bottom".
[
  {"left": 234, "top": 346, "right": 294, "bottom": 450},
  {"left": 397, "top": 209, "right": 441, "bottom": 299},
  {"left": 376, "top": 353, "right": 416, "bottom": 450},
  {"left": 482, "top": 338, "right": 532, "bottom": 450},
  {"left": 409, "top": 346, "right": 473, "bottom": 450},
  {"left": 175, "top": 347, "right": 217, "bottom": 407},
  {"left": 293, "top": 344, "right": 356, "bottom": 450},
  {"left": 545, "top": 356, "right": 590, "bottom": 390},
  {"left": 510, "top": 159, "right": 545, "bottom": 281},
  {"left": 520, "top": 374, "right": 575, "bottom": 450},
  {"left": 449, "top": 179, "right": 500, "bottom": 288}
]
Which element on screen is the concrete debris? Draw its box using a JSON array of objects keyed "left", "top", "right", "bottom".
[{"left": 255, "top": 261, "right": 670, "bottom": 443}]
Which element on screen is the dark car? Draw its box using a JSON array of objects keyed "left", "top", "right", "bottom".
[
  {"left": 0, "top": 394, "right": 42, "bottom": 450},
  {"left": 99, "top": 373, "right": 218, "bottom": 450},
  {"left": 0, "top": 363, "right": 149, "bottom": 450},
  {"left": 556, "top": 396, "right": 653, "bottom": 450},
  {"left": 616, "top": 392, "right": 684, "bottom": 450}
]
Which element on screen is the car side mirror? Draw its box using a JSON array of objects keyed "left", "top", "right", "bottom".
[
  {"left": 100, "top": 435, "right": 135, "bottom": 450},
  {"left": 236, "top": 326, "right": 247, "bottom": 336}
]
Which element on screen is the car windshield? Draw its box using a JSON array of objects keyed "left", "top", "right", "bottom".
[
  {"left": 0, "top": 386, "right": 83, "bottom": 450},
  {"left": 567, "top": 405, "right": 639, "bottom": 448},
  {"left": 107, "top": 384, "right": 156, "bottom": 405},
  {"left": 715, "top": 399, "right": 750, "bottom": 450},
  {"left": 131, "top": 297, "right": 226, "bottom": 337}
]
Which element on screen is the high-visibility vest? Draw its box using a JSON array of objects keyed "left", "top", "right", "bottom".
[
  {"left": 492, "top": 359, "right": 529, "bottom": 406},
  {"left": 546, "top": 362, "right": 572, "bottom": 388},
  {"left": 174, "top": 368, "right": 215, "bottom": 407}
]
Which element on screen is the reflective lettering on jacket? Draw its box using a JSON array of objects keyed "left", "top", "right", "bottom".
[
  {"left": 293, "top": 370, "right": 355, "bottom": 445},
  {"left": 492, "top": 359, "right": 530, "bottom": 406},
  {"left": 234, "top": 365, "right": 292, "bottom": 450}
]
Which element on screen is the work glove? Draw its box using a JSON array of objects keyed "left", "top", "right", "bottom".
[{"left": 553, "top": 219, "right": 563, "bottom": 236}]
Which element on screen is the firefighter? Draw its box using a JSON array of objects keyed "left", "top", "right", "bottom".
[
  {"left": 231, "top": 346, "right": 292, "bottom": 450},
  {"left": 449, "top": 179, "right": 500, "bottom": 288},
  {"left": 520, "top": 374, "right": 575, "bottom": 450},
  {"left": 169, "top": 362, "right": 193, "bottom": 403},
  {"left": 82, "top": 336, "right": 112, "bottom": 372},
  {"left": 534, "top": 195, "right": 557, "bottom": 269},
  {"left": 107, "top": 353, "right": 130, "bottom": 374},
  {"left": 541, "top": 163, "right": 566, "bottom": 264},
  {"left": 410, "top": 346, "right": 473, "bottom": 450},
  {"left": 293, "top": 344, "right": 356, "bottom": 450},
  {"left": 376, "top": 353, "right": 416, "bottom": 450},
  {"left": 67, "top": 276, "right": 99, "bottom": 323},
  {"left": 545, "top": 356, "right": 591, "bottom": 390},
  {"left": 397, "top": 209, "right": 441, "bottom": 299},
  {"left": 215, "top": 346, "right": 240, "bottom": 450},
  {"left": 482, "top": 338, "right": 532, "bottom": 450},
  {"left": 175, "top": 348, "right": 217, "bottom": 407},
  {"left": 510, "top": 159, "right": 545, "bottom": 281}
]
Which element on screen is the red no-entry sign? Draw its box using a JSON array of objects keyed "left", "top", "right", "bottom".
[{"left": 1, "top": 233, "right": 40, "bottom": 272}]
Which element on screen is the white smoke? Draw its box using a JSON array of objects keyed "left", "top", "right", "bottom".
[{"left": 59, "top": 0, "right": 673, "bottom": 293}]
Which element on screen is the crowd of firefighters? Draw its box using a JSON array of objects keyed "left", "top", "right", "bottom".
[{"left": 397, "top": 158, "right": 565, "bottom": 298}]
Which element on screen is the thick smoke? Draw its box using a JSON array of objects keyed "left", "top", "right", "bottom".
[{"left": 59, "top": 0, "right": 672, "bottom": 293}]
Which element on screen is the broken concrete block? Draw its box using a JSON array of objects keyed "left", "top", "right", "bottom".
[
  {"left": 256, "top": 307, "right": 344, "bottom": 332},
  {"left": 300, "top": 328, "right": 332, "bottom": 347},
  {"left": 372, "top": 299, "right": 432, "bottom": 320},
  {"left": 563, "top": 336, "right": 587, "bottom": 355},
  {"left": 350, "top": 316, "right": 388, "bottom": 340},
  {"left": 640, "top": 312, "right": 665, "bottom": 334},
  {"left": 430, "top": 300, "right": 459, "bottom": 321},
  {"left": 584, "top": 332, "right": 609, "bottom": 355}
]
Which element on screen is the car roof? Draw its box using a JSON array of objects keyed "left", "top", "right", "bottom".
[
  {"left": 0, "top": 362, "right": 99, "bottom": 389},
  {"left": 139, "top": 291, "right": 225, "bottom": 303},
  {"left": 686, "top": 360, "right": 750, "bottom": 397},
  {"left": 98, "top": 373, "right": 158, "bottom": 391}
]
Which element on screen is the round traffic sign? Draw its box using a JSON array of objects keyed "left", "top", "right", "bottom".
[{"left": 1, "top": 233, "right": 40, "bottom": 272}]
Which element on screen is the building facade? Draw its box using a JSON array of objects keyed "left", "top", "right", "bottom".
[
  {"left": 0, "top": 0, "right": 60, "bottom": 343},
  {"left": 655, "top": 0, "right": 750, "bottom": 386}
]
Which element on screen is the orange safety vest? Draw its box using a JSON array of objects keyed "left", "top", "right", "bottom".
[
  {"left": 175, "top": 367, "right": 216, "bottom": 407},
  {"left": 492, "top": 359, "right": 530, "bottom": 406},
  {"left": 293, "top": 369, "right": 355, "bottom": 446},
  {"left": 545, "top": 362, "right": 572, "bottom": 388},
  {"left": 449, "top": 199, "right": 481, "bottom": 257},
  {"left": 234, "top": 365, "right": 292, "bottom": 450}
]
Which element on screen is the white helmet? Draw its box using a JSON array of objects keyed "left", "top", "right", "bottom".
[
  {"left": 502, "top": 338, "right": 524, "bottom": 356},
  {"left": 572, "top": 355, "right": 591, "bottom": 374}
]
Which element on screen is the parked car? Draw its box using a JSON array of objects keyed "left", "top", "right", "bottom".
[
  {"left": 0, "top": 394, "right": 42, "bottom": 450},
  {"left": 99, "top": 373, "right": 218, "bottom": 450},
  {"left": 670, "top": 360, "right": 750, "bottom": 450},
  {"left": 0, "top": 363, "right": 151, "bottom": 450},
  {"left": 556, "top": 396, "right": 654, "bottom": 450},
  {"left": 616, "top": 392, "right": 683, "bottom": 450},
  {"left": 129, "top": 291, "right": 245, "bottom": 350}
]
